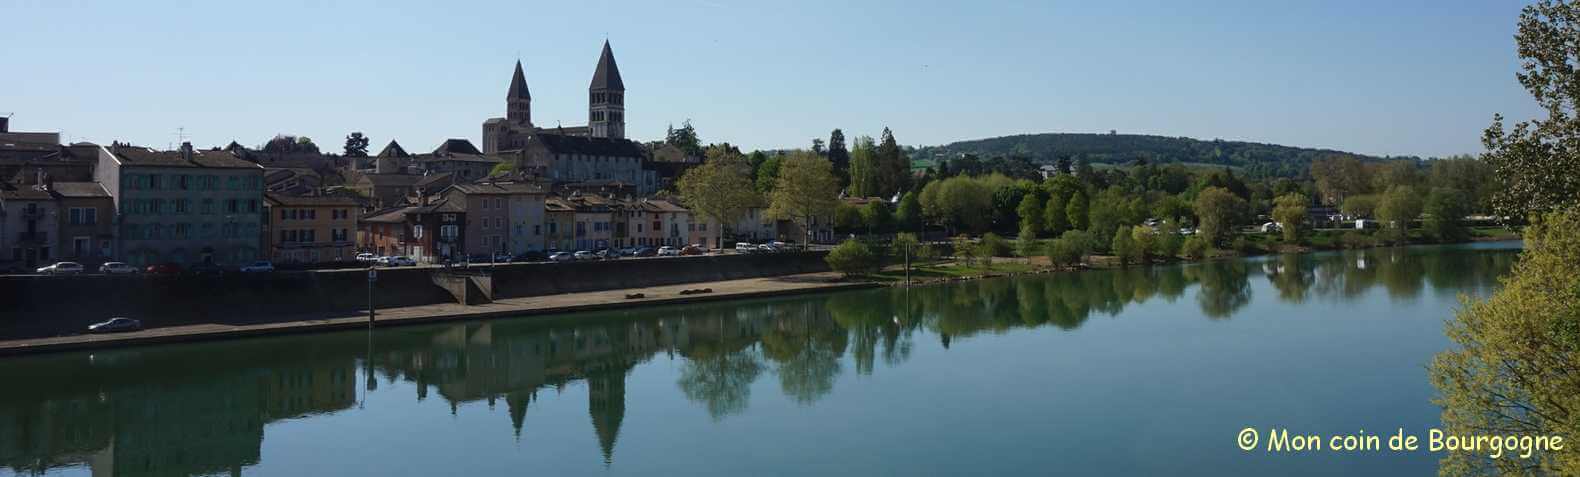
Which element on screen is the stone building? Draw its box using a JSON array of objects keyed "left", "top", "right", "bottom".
[
  {"left": 52, "top": 181, "right": 115, "bottom": 264},
  {"left": 0, "top": 184, "right": 58, "bottom": 270},
  {"left": 442, "top": 181, "right": 548, "bottom": 256},
  {"left": 262, "top": 194, "right": 360, "bottom": 264},
  {"left": 96, "top": 143, "right": 266, "bottom": 266}
]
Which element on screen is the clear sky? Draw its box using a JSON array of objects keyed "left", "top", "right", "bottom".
[{"left": 1, "top": 0, "right": 1541, "bottom": 158}]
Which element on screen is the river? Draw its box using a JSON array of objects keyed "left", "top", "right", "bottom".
[{"left": 0, "top": 242, "right": 1521, "bottom": 476}]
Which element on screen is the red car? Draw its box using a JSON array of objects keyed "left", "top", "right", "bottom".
[{"left": 145, "top": 263, "right": 184, "bottom": 276}]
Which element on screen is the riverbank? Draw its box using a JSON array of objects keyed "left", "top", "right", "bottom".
[{"left": 0, "top": 273, "right": 879, "bottom": 357}]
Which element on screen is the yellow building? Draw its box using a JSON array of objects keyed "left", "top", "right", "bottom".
[{"left": 262, "top": 194, "right": 360, "bottom": 265}]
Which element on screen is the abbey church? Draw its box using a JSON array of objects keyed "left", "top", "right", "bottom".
[{"left": 480, "top": 41, "right": 653, "bottom": 194}]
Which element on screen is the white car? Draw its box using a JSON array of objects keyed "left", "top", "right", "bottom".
[
  {"left": 99, "top": 262, "right": 139, "bottom": 275},
  {"left": 239, "top": 261, "right": 275, "bottom": 273},
  {"left": 735, "top": 242, "right": 756, "bottom": 254},
  {"left": 573, "top": 251, "right": 598, "bottom": 261},
  {"left": 549, "top": 252, "right": 575, "bottom": 262},
  {"left": 355, "top": 252, "right": 377, "bottom": 262},
  {"left": 37, "top": 262, "right": 84, "bottom": 275},
  {"left": 378, "top": 256, "right": 416, "bottom": 267},
  {"left": 657, "top": 246, "right": 679, "bottom": 256}
]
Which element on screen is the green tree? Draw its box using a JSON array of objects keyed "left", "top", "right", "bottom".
[
  {"left": 666, "top": 120, "right": 703, "bottom": 158},
  {"left": 1180, "top": 235, "right": 1209, "bottom": 259},
  {"left": 1110, "top": 226, "right": 1137, "bottom": 266},
  {"left": 1310, "top": 155, "right": 1370, "bottom": 205},
  {"left": 343, "top": 132, "right": 370, "bottom": 157},
  {"left": 754, "top": 155, "right": 782, "bottom": 194},
  {"left": 1376, "top": 185, "right": 1424, "bottom": 242},
  {"left": 1017, "top": 225, "right": 1041, "bottom": 257},
  {"left": 1017, "top": 193, "right": 1045, "bottom": 237},
  {"left": 874, "top": 128, "right": 911, "bottom": 198},
  {"left": 1480, "top": 1, "right": 1580, "bottom": 219},
  {"left": 848, "top": 136, "right": 878, "bottom": 197},
  {"left": 1044, "top": 194, "right": 1069, "bottom": 236},
  {"left": 1341, "top": 194, "right": 1381, "bottom": 219},
  {"left": 860, "top": 201, "right": 893, "bottom": 234},
  {"left": 828, "top": 129, "right": 850, "bottom": 186},
  {"left": 1424, "top": 188, "right": 1470, "bottom": 242},
  {"left": 1271, "top": 193, "right": 1309, "bottom": 243},
  {"left": 678, "top": 148, "right": 759, "bottom": 249},
  {"left": 1066, "top": 190, "right": 1090, "bottom": 231},
  {"left": 979, "top": 232, "right": 1012, "bottom": 257},
  {"left": 834, "top": 203, "right": 863, "bottom": 234},
  {"left": 1130, "top": 225, "right": 1156, "bottom": 263},
  {"left": 896, "top": 191, "right": 922, "bottom": 232},
  {"left": 1155, "top": 219, "right": 1184, "bottom": 258},
  {"left": 918, "top": 176, "right": 992, "bottom": 235},
  {"left": 1430, "top": 208, "right": 1580, "bottom": 476},
  {"left": 768, "top": 151, "right": 843, "bottom": 248},
  {"left": 1192, "top": 186, "right": 1248, "bottom": 246},
  {"left": 1046, "top": 237, "right": 1083, "bottom": 267},
  {"left": 825, "top": 239, "right": 879, "bottom": 276}
]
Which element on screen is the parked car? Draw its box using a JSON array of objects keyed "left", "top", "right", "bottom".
[
  {"left": 549, "top": 251, "right": 575, "bottom": 262},
  {"left": 515, "top": 251, "right": 549, "bottom": 262},
  {"left": 188, "top": 262, "right": 225, "bottom": 277},
  {"left": 381, "top": 256, "right": 416, "bottom": 267},
  {"left": 88, "top": 317, "right": 142, "bottom": 333},
  {"left": 355, "top": 252, "right": 377, "bottom": 262},
  {"left": 595, "top": 248, "right": 618, "bottom": 259},
  {"left": 681, "top": 244, "right": 708, "bottom": 256},
  {"left": 633, "top": 246, "right": 657, "bottom": 257},
  {"left": 99, "top": 262, "right": 139, "bottom": 275},
  {"left": 656, "top": 246, "right": 678, "bottom": 257},
  {"left": 493, "top": 252, "right": 513, "bottom": 263},
  {"left": 617, "top": 247, "right": 639, "bottom": 257},
  {"left": 573, "top": 250, "right": 598, "bottom": 261},
  {"left": 758, "top": 244, "right": 779, "bottom": 253},
  {"left": 239, "top": 261, "right": 275, "bottom": 273},
  {"left": 145, "top": 263, "right": 184, "bottom": 276},
  {"left": 37, "top": 262, "right": 84, "bottom": 275}
]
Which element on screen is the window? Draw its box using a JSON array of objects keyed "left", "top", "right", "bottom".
[
  {"left": 69, "top": 208, "right": 82, "bottom": 225},
  {"left": 227, "top": 199, "right": 239, "bottom": 213},
  {"left": 84, "top": 208, "right": 96, "bottom": 225},
  {"left": 281, "top": 209, "right": 289, "bottom": 220},
  {"left": 249, "top": 200, "right": 259, "bottom": 213},
  {"left": 178, "top": 175, "right": 190, "bottom": 190},
  {"left": 533, "top": 225, "right": 541, "bottom": 235},
  {"left": 175, "top": 223, "right": 191, "bottom": 239},
  {"left": 175, "top": 200, "right": 189, "bottom": 214},
  {"left": 307, "top": 209, "right": 315, "bottom": 219},
  {"left": 202, "top": 199, "right": 216, "bottom": 215}
]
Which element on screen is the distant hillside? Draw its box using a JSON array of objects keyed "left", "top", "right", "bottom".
[{"left": 912, "top": 133, "right": 1387, "bottom": 178}]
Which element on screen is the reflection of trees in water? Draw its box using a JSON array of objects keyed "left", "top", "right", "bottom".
[
  {"left": 1190, "top": 260, "right": 1252, "bottom": 319},
  {"left": 760, "top": 301, "right": 847, "bottom": 405}
]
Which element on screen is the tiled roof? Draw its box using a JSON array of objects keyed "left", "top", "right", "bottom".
[
  {"left": 533, "top": 133, "right": 645, "bottom": 158},
  {"left": 265, "top": 193, "right": 360, "bottom": 207},
  {"left": 0, "top": 186, "right": 53, "bottom": 200},
  {"left": 359, "top": 173, "right": 424, "bottom": 187},
  {"left": 433, "top": 139, "right": 482, "bottom": 156},
  {"left": 377, "top": 140, "right": 410, "bottom": 158},
  {"left": 589, "top": 40, "right": 624, "bottom": 90},
  {"left": 112, "top": 147, "right": 260, "bottom": 169},
  {"left": 414, "top": 172, "right": 454, "bottom": 190},
  {"left": 50, "top": 181, "right": 109, "bottom": 198},
  {"left": 508, "top": 60, "right": 531, "bottom": 100},
  {"left": 448, "top": 182, "right": 547, "bottom": 195}
]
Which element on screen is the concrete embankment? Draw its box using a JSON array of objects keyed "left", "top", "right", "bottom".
[{"left": 0, "top": 252, "right": 830, "bottom": 341}]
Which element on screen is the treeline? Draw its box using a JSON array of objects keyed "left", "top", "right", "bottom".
[{"left": 912, "top": 132, "right": 1394, "bottom": 178}]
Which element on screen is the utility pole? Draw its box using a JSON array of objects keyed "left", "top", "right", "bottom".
[
  {"left": 367, "top": 267, "right": 377, "bottom": 326},
  {"left": 904, "top": 240, "right": 911, "bottom": 286}
]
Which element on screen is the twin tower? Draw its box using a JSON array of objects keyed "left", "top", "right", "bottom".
[{"left": 484, "top": 41, "right": 626, "bottom": 153}]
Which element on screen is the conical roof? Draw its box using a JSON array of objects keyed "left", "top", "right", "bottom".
[
  {"left": 589, "top": 41, "right": 624, "bottom": 91},
  {"left": 508, "top": 60, "right": 531, "bottom": 100}
]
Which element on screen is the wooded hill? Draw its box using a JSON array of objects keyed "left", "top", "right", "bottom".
[{"left": 912, "top": 133, "right": 1390, "bottom": 178}]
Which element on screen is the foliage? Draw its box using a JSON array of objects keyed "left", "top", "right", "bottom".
[
  {"left": 678, "top": 148, "right": 759, "bottom": 247},
  {"left": 1341, "top": 194, "right": 1381, "bottom": 219},
  {"left": 1271, "top": 193, "right": 1309, "bottom": 243},
  {"left": 1130, "top": 225, "right": 1156, "bottom": 263},
  {"left": 1180, "top": 235, "right": 1209, "bottom": 259},
  {"left": 1193, "top": 187, "right": 1248, "bottom": 246},
  {"left": 1377, "top": 185, "right": 1424, "bottom": 243},
  {"left": 919, "top": 176, "right": 994, "bottom": 234},
  {"left": 874, "top": 128, "right": 911, "bottom": 199},
  {"left": 860, "top": 201, "right": 893, "bottom": 234},
  {"left": 1431, "top": 207, "right": 1580, "bottom": 476},
  {"left": 827, "top": 129, "right": 850, "bottom": 186},
  {"left": 892, "top": 232, "right": 921, "bottom": 261},
  {"left": 1066, "top": 190, "right": 1090, "bottom": 231},
  {"left": 825, "top": 239, "right": 880, "bottom": 276},
  {"left": 489, "top": 161, "right": 514, "bottom": 177},
  {"left": 1339, "top": 231, "right": 1376, "bottom": 249},
  {"left": 1044, "top": 193, "right": 1069, "bottom": 237},
  {"left": 665, "top": 120, "right": 704, "bottom": 158},
  {"left": 1046, "top": 236, "right": 1084, "bottom": 267},
  {"left": 1424, "top": 187, "right": 1471, "bottom": 243},
  {"left": 768, "top": 151, "right": 843, "bottom": 245},
  {"left": 1480, "top": 0, "right": 1580, "bottom": 219},
  {"left": 262, "top": 134, "right": 320, "bottom": 155},
  {"left": 833, "top": 203, "right": 862, "bottom": 234},
  {"left": 1154, "top": 219, "right": 1184, "bottom": 258},
  {"left": 979, "top": 232, "right": 1013, "bottom": 257},
  {"left": 1111, "top": 226, "right": 1138, "bottom": 266},
  {"left": 754, "top": 155, "right": 782, "bottom": 194},
  {"left": 1017, "top": 225, "right": 1041, "bottom": 257},
  {"left": 1311, "top": 155, "right": 1370, "bottom": 205},
  {"left": 952, "top": 235, "right": 976, "bottom": 267},
  {"left": 848, "top": 136, "right": 879, "bottom": 197},
  {"left": 896, "top": 191, "right": 922, "bottom": 232},
  {"left": 912, "top": 132, "right": 1384, "bottom": 179},
  {"left": 343, "top": 132, "right": 370, "bottom": 157},
  {"left": 1059, "top": 230, "right": 1094, "bottom": 260}
]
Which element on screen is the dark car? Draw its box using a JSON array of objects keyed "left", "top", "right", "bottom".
[
  {"left": 515, "top": 251, "right": 549, "bottom": 262},
  {"left": 633, "top": 247, "right": 657, "bottom": 257},
  {"left": 88, "top": 317, "right": 142, "bottom": 333},
  {"left": 145, "top": 263, "right": 184, "bottom": 276},
  {"left": 188, "top": 262, "right": 225, "bottom": 277}
]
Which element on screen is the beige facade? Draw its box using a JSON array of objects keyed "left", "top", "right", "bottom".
[{"left": 263, "top": 194, "right": 359, "bottom": 264}]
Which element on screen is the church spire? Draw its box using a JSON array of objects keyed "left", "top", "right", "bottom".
[
  {"left": 589, "top": 41, "right": 624, "bottom": 91},
  {"left": 508, "top": 60, "right": 531, "bottom": 100}
]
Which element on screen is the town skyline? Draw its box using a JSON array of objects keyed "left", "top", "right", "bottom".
[{"left": 1, "top": 1, "right": 1542, "bottom": 158}]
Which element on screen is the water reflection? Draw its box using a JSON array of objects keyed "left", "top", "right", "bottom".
[{"left": 0, "top": 244, "right": 1518, "bottom": 476}]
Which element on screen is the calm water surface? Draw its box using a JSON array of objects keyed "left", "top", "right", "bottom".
[{"left": 0, "top": 242, "right": 1520, "bottom": 476}]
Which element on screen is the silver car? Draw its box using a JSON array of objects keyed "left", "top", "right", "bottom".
[{"left": 37, "top": 262, "right": 84, "bottom": 275}]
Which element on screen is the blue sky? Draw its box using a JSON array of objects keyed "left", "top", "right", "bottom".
[{"left": 1, "top": 0, "right": 1540, "bottom": 157}]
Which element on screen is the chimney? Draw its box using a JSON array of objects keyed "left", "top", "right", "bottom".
[{"left": 180, "top": 141, "right": 194, "bottom": 162}]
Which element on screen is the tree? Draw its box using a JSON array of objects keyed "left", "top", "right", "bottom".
[
  {"left": 1017, "top": 225, "right": 1041, "bottom": 257},
  {"left": 678, "top": 148, "right": 759, "bottom": 249},
  {"left": 1130, "top": 225, "right": 1156, "bottom": 263},
  {"left": 343, "top": 132, "right": 370, "bottom": 157},
  {"left": 1046, "top": 237, "right": 1083, "bottom": 267},
  {"left": 896, "top": 191, "right": 922, "bottom": 232},
  {"left": 1044, "top": 194, "right": 1069, "bottom": 236},
  {"left": 825, "top": 239, "right": 879, "bottom": 276},
  {"left": 828, "top": 129, "right": 850, "bottom": 186},
  {"left": 1016, "top": 193, "right": 1045, "bottom": 237},
  {"left": 1193, "top": 187, "right": 1247, "bottom": 246},
  {"left": 874, "top": 128, "right": 911, "bottom": 198},
  {"left": 1376, "top": 185, "right": 1424, "bottom": 241},
  {"left": 1424, "top": 187, "right": 1471, "bottom": 243},
  {"left": 1271, "top": 193, "right": 1309, "bottom": 243},
  {"left": 833, "top": 203, "right": 862, "bottom": 234},
  {"left": 754, "top": 155, "right": 782, "bottom": 194},
  {"left": 262, "top": 134, "right": 319, "bottom": 155},
  {"left": 665, "top": 120, "right": 704, "bottom": 158},
  {"left": 1310, "top": 155, "right": 1369, "bottom": 205},
  {"left": 859, "top": 201, "right": 893, "bottom": 234},
  {"left": 1066, "top": 190, "right": 1090, "bottom": 231},
  {"left": 1111, "top": 227, "right": 1137, "bottom": 266},
  {"left": 848, "top": 136, "right": 878, "bottom": 197},
  {"left": 1481, "top": 0, "right": 1580, "bottom": 220},
  {"left": 918, "top": 176, "right": 992, "bottom": 235},
  {"left": 1155, "top": 218, "right": 1184, "bottom": 258},
  {"left": 979, "top": 232, "right": 1012, "bottom": 257},
  {"left": 768, "top": 151, "right": 842, "bottom": 248},
  {"left": 1341, "top": 194, "right": 1381, "bottom": 219},
  {"left": 1431, "top": 208, "right": 1580, "bottom": 476},
  {"left": 1180, "top": 235, "right": 1209, "bottom": 259}
]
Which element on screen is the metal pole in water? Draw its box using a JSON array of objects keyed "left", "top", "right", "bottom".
[{"left": 367, "top": 267, "right": 377, "bottom": 326}]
